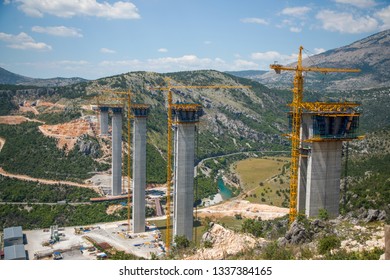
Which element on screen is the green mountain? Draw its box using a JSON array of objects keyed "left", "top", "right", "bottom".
[{"left": 85, "top": 70, "right": 292, "bottom": 158}]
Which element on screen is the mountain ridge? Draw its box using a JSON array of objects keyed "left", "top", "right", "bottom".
[
  {"left": 0, "top": 67, "right": 88, "bottom": 87},
  {"left": 231, "top": 29, "right": 390, "bottom": 91}
]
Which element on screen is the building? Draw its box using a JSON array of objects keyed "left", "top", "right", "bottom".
[
  {"left": 4, "top": 226, "right": 23, "bottom": 247},
  {"left": 4, "top": 244, "right": 26, "bottom": 260}
]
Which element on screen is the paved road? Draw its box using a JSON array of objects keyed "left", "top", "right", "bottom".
[{"left": 196, "top": 150, "right": 290, "bottom": 168}]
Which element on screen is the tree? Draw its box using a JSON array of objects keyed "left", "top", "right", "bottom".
[{"left": 174, "top": 235, "right": 190, "bottom": 249}]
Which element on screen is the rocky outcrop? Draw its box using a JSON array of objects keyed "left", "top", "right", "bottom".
[
  {"left": 358, "top": 209, "right": 387, "bottom": 223},
  {"left": 76, "top": 135, "right": 100, "bottom": 158}
]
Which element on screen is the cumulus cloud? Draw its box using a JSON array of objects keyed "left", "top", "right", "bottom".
[
  {"left": 100, "top": 48, "right": 116, "bottom": 54},
  {"left": 316, "top": 10, "right": 378, "bottom": 33},
  {"left": 376, "top": 5, "right": 390, "bottom": 30},
  {"left": 314, "top": 48, "right": 326, "bottom": 54},
  {"left": 32, "top": 26, "right": 83, "bottom": 37},
  {"left": 99, "top": 55, "right": 259, "bottom": 73},
  {"left": 158, "top": 48, "right": 168, "bottom": 53},
  {"left": 15, "top": 0, "right": 140, "bottom": 19},
  {"left": 241, "top": 17, "right": 269, "bottom": 25},
  {"left": 0, "top": 32, "right": 52, "bottom": 51},
  {"left": 333, "top": 0, "right": 376, "bottom": 8},
  {"left": 290, "top": 27, "right": 302, "bottom": 33},
  {"left": 281, "top": 7, "right": 311, "bottom": 17},
  {"left": 251, "top": 51, "right": 297, "bottom": 68}
]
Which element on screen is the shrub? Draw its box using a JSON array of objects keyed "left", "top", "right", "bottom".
[
  {"left": 241, "top": 218, "right": 263, "bottom": 237},
  {"left": 318, "top": 209, "right": 329, "bottom": 221},
  {"left": 174, "top": 235, "right": 190, "bottom": 249},
  {"left": 261, "top": 241, "right": 294, "bottom": 260},
  {"left": 318, "top": 235, "right": 341, "bottom": 255}
]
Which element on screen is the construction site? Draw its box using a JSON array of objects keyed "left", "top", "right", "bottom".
[{"left": 3, "top": 46, "right": 389, "bottom": 261}]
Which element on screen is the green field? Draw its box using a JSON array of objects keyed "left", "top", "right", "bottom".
[{"left": 232, "top": 157, "right": 290, "bottom": 207}]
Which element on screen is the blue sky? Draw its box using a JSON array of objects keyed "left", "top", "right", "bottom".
[{"left": 0, "top": 0, "right": 389, "bottom": 79}]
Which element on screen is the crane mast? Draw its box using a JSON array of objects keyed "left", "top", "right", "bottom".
[
  {"left": 152, "top": 78, "right": 250, "bottom": 252},
  {"left": 270, "top": 46, "right": 360, "bottom": 223}
]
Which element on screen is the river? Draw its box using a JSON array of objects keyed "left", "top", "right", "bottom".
[{"left": 217, "top": 177, "right": 233, "bottom": 200}]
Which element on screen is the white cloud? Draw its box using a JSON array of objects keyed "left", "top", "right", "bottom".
[
  {"left": 32, "top": 26, "right": 83, "bottom": 37},
  {"left": 316, "top": 10, "right": 378, "bottom": 33},
  {"left": 0, "top": 32, "right": 52, "bottom": 51},
  {"left": 314, "top": 48, "right": 326, "bottom": 54},
  {"left": 100, "top": 48, "right": 116, "bottom": 54},
  {"left": 232, "top": 59, "right": 259, "bottom": 70},
  {"left": 290, "top": 27, "right": 302, "bottom": 33},
  {"left": 15, "top": 0, "right": 140, "bottom": 19},
  {"left": 99, "top": 55, "right": 259, "bottom": 73},
  {"left": 3, "top": 0, "right": 11, "bottom": 5},
  {"left": 158, "top": 48, "right": 168, "bottom": 53},
  {"left": 241, "top": 17, "right": 269, "bottom": 25},
  {"left": 333, "top": 0, "right": 376, "bottom": 8},
  {"left": 281, "top": 7, "right": 311, "bottom": 17},
  {"left": 376, "top": 5, "right": 390, "bottom": 30},
  {"left": 57, "top": 60, "right": 89, "bottom": 66},
  {"left": 251, "top": 51, "right": 297, "bottom": 67}
]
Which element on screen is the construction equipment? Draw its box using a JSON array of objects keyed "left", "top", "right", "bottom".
[
  {"left": 270, "top": 46, "right": 360, "bottom": 223},
  {"left": 151, "top": 78, "right": 250, "bottom": 252}
]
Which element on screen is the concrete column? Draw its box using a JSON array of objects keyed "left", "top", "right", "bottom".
[
  {"left": 297, "top": 114, "right": 312, "bottom": 213},
  {"left": 111, "top": 107, "right": 122, "bottom": 196},
  {"left": 385, "top": 225, "right": 390, "bottom": 260},
  {"left": 99, "top": 106, "right": 109, "bottom": 136},
  {"left": 132, "top": 108, "right": 148, "bottom": 233},
  {"left": 297, "top": 155, "right": 308, "bottom": 213},
  {"left": 173, "top": 123, "right": 196, "bottom": 241},
  {"left": 306, "top": 141, "right": 342, "bottom": 218}
]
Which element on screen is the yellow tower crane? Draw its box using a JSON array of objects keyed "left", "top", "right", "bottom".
[
  {"left": 99, "top": 89, "right": 133, "bottom": 233},
  {"left": 270, "top": 46, "right": 360, "bottom": 223},
  {"left": 151, "top": 78, "right": 250, "bottom": 252}
]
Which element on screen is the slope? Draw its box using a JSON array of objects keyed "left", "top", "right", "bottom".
[
  {"left": 0, "top": 67, "right": 87, "bottom": 87},
  {"left": 86, "top": 70, "right": 291, "bottom": 160},
  {"left": 257, "top": 29, "right": 390, "bottom": 91}
]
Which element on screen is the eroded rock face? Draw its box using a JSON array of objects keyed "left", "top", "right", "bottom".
[
  {"left": 357, "top": 208, "right": 387, "bottom": 223},
  {"left": 278, "top": 220, "right": 312, "bottom": 246},
  {"left": 187, "top": 223, "right": 265, "bottom": 260},
  {"left": 77, "top": 135, "right": 100, "bottom": 158}
]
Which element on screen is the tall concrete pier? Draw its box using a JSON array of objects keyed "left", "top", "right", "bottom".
[
  {"left": 111, "top": 107, "right": 123, "bottom": 196},
  {"left": 99, "top": 106, "right": 109, "bottom": 136},
  {"left": 172, "top": 104, "right": 203, "bottom": 241},
  {"left": 297, "top": 114, "right": 312, "bottom": 213},
  {"left": 297, "top": 108, "right": 360, "bottom": 218},
  {"left": 306, "top": 141, "right": 343, "bottom": 217},
  {"left": 131, "top": 104, "right": 149, "bottom": 233}
]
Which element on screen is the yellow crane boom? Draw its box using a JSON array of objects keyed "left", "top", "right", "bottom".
[{"left": 270, "top": 46, "right": 360, "bottom": 223}]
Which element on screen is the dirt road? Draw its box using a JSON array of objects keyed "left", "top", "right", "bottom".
[
  {"left": 0, "top": 137, "right": 5, "bottom": 152},
  {"left": 0, "top": 167, "right": 100, "bottom": 192}
]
